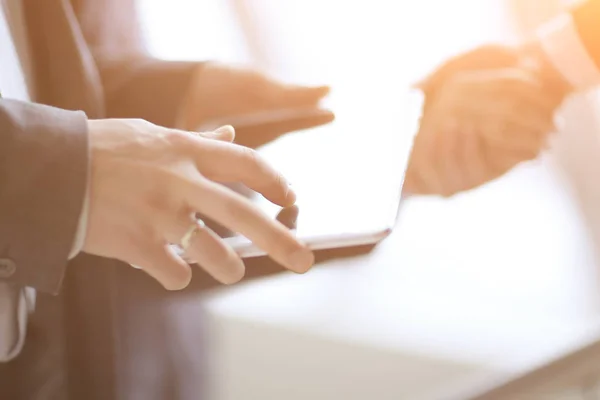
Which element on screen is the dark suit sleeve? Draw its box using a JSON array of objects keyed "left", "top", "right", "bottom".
[
  {"left": 0, "top": 99, "right": 88, "bottom": 294},
  {"left": 71, "top": 0, "right": 201, "bottom": 128},
  {"left": 572, "top": 0, "right": 600, "bottom": 69}
]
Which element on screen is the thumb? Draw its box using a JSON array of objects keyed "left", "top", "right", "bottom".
[{"left": 197, "top": 125, "right": 235, "bottom": 142}]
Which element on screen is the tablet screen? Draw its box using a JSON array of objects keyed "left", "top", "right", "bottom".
[
  {"left": 171, "top": 88, "right": 423, "bottom": 259},
  {"left": 205, "top": 88, "right": 423, "bottom": 256}
]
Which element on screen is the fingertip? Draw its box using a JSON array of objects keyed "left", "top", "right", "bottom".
[
  {"left": 144, "top": 264, "right": 191, "bottom": 292},
  {"left": 214, "top": 251, "right": 246, "bottom": 285},
  {"left": 163, "top": 247, "right": 193, "bottom": 291},
  {"left": 283, "top": 183, "right": 297, "bottom": 207},
  {"left": 164, "top": 274, "right": 192, "bottom": 291},
  {"left": 220, "top": 266, "right": 245, "bottom": 285},
  {"left": 286, "top": 84, "right": 331, "bottom": 104},
  {"left": 266, "top": 180, "right": 297, "bottom": 208},
  {"left": 164, "top": 265, "right": 193, "bottom": 291},
  {"left": 288, "top": 247, "right": 315, "bottom": 274},
  {"left": 313, "top": 85, "right": 331, "bottom": 98},
  {"left": 320, "top": 109, "right": 336, "bottom": 124},
  {"left": 214, "top": 125, "right": 236, "bottom": 142}
]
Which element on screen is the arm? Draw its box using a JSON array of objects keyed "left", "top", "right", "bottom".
[
  {"left": 572, "top": 0, "right": 600, "bottom": 69},
  {"left": 72, "top": 0, "right": 322, "bottom": 286},
  {"left": 534, "top": 0, "right": 600, "bottom": 92},
  {"left": 70, "top": 0, "right": 201, "bottom": 128},
  {"left": 0, "top": 99, "right": 88, "bottom": 294}
]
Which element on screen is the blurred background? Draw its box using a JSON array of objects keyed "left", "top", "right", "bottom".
[{"left": 136, "top": 1, "right": 600, "bottom": 398}]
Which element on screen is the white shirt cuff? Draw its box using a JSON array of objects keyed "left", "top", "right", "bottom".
[
  {"left": 536, "top": 12, "right": 600, "bottom": 91},
  {"left": 68, "top": 176, "right": 90, "bottom": 259}
]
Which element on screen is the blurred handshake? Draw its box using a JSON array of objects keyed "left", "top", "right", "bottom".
[{"left": 404, "top": 43, "right": 573, "bottom": 197}]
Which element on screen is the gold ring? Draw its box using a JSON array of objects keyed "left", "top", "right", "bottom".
[{"left": 180, "top": 219, "right": 205, "bottom": 251}]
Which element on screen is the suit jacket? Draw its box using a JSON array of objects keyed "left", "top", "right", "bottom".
[{"left": 0, "top": 0, "right": 202, "bottom": 398}]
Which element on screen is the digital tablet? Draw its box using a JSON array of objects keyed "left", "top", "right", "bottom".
[{"left": 180, "top": 88, "right": 423, "bottom": 259}]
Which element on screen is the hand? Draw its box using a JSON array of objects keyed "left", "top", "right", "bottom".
[
  {"left": 84, "top": 120, "right": 314, "bottom": 290},
  {"left": 405, "top": 67, "right": 560, "bottom": 196},
  {"left": 417, "top": 45, "right": 522, "bottom": 95},
  {"left": 182, "top": 62, "right": 332, "bottom": 148},
  {"left": 518, "top": 39, "right": 573, "bottom": 102}
]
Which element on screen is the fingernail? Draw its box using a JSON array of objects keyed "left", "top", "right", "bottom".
[
  {"left": 284, "top": 182, "right": 297, "bottom": 206},
  {"left": 216, "top": 125, "right": 233, "bottom": 132},
  {"left": 289, "top": 248, "right": 314, "bottom": 273},
  {"left": 215, "top": 125, "right": 235, "bottom": 136}
]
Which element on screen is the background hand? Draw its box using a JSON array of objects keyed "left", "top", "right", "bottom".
[
  {"left": 404, "top": 46, "right": 564, "bottom": 197},
  {"left": 182, "top": 63, "right": 332, "bottom": 148},
  {"left": 84, "top": 120, "right": 314, "bottom": 290}
]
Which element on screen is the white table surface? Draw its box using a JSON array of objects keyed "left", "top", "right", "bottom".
[{"left": 199, "top": 151, "right": 600, "bottom": 398}]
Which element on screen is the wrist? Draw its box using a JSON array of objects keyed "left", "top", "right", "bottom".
[
  {"left": 532, "top": 12, "right": 600, "bottom": 92},
  {"left": 518, "top": 39, "right": 573, "bottom": 98},
  {"left": 69, "top": 119, "right": 93, "bottom": 259}
]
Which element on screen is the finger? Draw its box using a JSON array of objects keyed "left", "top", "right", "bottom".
[
  {"left": 460, "top": 124, "right": 498, "bottom": 191},
  {"left": 454, "top": 100, "right": 552, "bottom": 151},
  {"left": 452, "top": 88, "right": 555, "bottom": 135},
  {"left": 128, "top": 243, "right": 192, "bottom": 291},
  {"left": 496, "top": 73, "right": 560, "bottom": 112},
  {"left": 493, "top": 99, "right": 556, "bottom": 134},
  {"left": 480, "top": 116, "right": 548, "bottom": 153},
  {"left": 499, "top": 84, "right": 558, "bottom": 115},
  {"left": 233, "top": 108, "right": 335, "bottom": 149},
  {"left": 275, "top": 205, "right": 299, "bottom": 230},
  {"left": 484, "top": 138, "right": 541, "bottom": 175},
  {"left": 182, "top": 176, "right": 314, "bottom": 273},
  {"left": 464, "top": 69, "right": 558, "bottom": 115},
  {"left": 417, "top": 45, "right": 520, "bottom": 93},
  {"left": 277, "top": 84, "right": 331, "bottom": 107},
  {"left": 200, "top": 125, "right": 236, "bottom": 142},
  {"left": 168, "top": 124, "right": 236, "bottom": 144},
  {"left": 163, "top": 213, "right": 245, "bottom": 285},
  {"left": 435, "top": 117, "right": 465, "bottom": 196},
  {"left": 187, "top": 140, "right": 296, "bottom": 207}
]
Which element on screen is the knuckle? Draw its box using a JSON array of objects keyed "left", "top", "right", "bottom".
[
  {"left": 121, "top": 229, "right": 147, "bottom": 253},
  {"left": 145, "top": 190, "right": 172, "bottom": 214},
  {"left": 127, "top": 118, "right": 157, "bottom": 133},
  {"left": 128, "top": 118, "right": 150, "bottom": 126},
  {"left": 167, "top": 128, "right": 193, "bottom": 149},
  {"left": 239, "top": 146, "right": 263, "bottom": 169}
]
